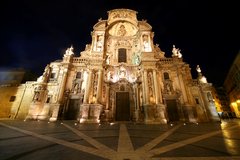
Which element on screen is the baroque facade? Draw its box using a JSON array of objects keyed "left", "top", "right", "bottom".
[{"left": 7, "top": 9, "right": 219, "bottom": 123}]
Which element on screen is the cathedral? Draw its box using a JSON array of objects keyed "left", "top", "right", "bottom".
[{"left": 22, "top": 9, "right": 219, "bottom": 123}]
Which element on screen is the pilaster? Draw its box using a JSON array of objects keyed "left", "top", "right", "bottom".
[
  {"left": 153, "top": 70, "right": 159, "bottom": 104},
  {"left": 96, "top": 69, "right": 103, "bottom": 103},
  {"left": 83, "top": 70, "right": 93, "bottom": 103},
  {"left": 144, "top": 70, "right": 149, "bottom": 104}
]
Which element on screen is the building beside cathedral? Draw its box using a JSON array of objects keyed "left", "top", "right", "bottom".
[
  {"left": 224, "top": 52, "right": 240, "bottom": 118},
  {"left": 1, "top": 9, "right": 219, "bottom": 123}
]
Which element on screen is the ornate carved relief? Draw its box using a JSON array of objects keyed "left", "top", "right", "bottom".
[
  {"left": 92, "top": 71, "right": 98, "bottom": 100},
  {"left": 163, "top": 80, "right": 174, "bottom": 95},
  {"left": 142, "top": 34, "right": 152, "bottom": 52},
  {"left": 115, "top": 40, "right": 130, "bottom": 48},
  {"left": 117, "top": 25, "right": 127, "bottom": 36},
  {"left": 108, "top": 9, "right": 138, "bottom": 25},
  {"left": 108, "top": 22, "right": 137, "bottom": 36}
]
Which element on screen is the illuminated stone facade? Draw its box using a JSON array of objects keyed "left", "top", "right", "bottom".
[
  {"left": 3, "top": 9, "right": 220, "bottom": 123},
  {"left": 224, "top": 52, "right": 240, "bottom": 118}
]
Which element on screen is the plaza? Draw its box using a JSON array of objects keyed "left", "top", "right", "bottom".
[{"left": 0, "top": 119, "right": 240, "bottom": 160}]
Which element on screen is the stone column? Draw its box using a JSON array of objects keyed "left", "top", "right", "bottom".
[
  {"left": 135, "top": 83, "right": 140, "bottom": 121},
  {"left": 105, "top": 83, "right": 110, "bottom": 110},
  {"left": 158, "top": 72, "right": 163, "bottom": 104},
  {"left": 144, "top": 70, "right": 149, "bottom": 104},
  {"left": 136, "top": 84, "right": 140, "bottom": 110},
  {"left": 50, "top": 67, "right": 68, "bottom": 122},
  {"left": 58, "top": 68, "right": 68, "bottom": 103},
  {"left": 83, "top": 70, "right": 93, "bottom": 104},
  {"left": 153, "top": 70, "right": 159, "bottom": 104},
  {"left": 96, "top": 69, "right": 103, "bottom": 103},
  {"left": 178, "top": 73, "right": 188, "bottom": 103},
  {"left": 141, "top": 73, "right": 146, "bottom": 104}
]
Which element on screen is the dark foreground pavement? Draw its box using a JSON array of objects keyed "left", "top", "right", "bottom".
[{"left": 0, "top": 119, "right": 240, "bottom": 160}]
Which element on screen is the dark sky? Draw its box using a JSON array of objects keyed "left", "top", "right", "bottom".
[{"left": 0, "top": 0, "right": 239, "bottom": 86}]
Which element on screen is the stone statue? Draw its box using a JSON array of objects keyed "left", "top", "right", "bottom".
[
  {"left": 196, "top": 65, "right": 201, "bottom": 73},
  {"left": 85, "top": 44, "right": 91, "bottom": 51},
  {"left": 172, "top": 45, "right": 178, "bottom": 56},
  {"left": 96, "top": 35, "right": 103, "bottom": 51},
  {"left": 73, "top": 83, "right": 79, "bottom": 94},
  {"left": 119, "top": 66, "right": 126, "bottom": 79},
  {"left": 43, "top": 64, "right": 50, "bottom": 77},
  {"left": 172, "top": 45, "right": 182, "bottom": 58},
  {"left": 117, "top": 25, "right": 127, "bottom": 36},
  {"left": 106, "top": 55, "right": 110, "bottom": 64},
  {"left": 177, "top": 49, "right": 182, "bottom": 58},
  {"left": 143, "top": 35, "right": 151, "bottom": 52},
  {"left": 33, "top": 91, "right": 40, "bottom": 101},
  {"left": 33, "top": 87, "right": 41, "bottom": 101},
  {"left": 132, "top": 53, "right": 140, "bottom": 65},
  {"left": 37, "top": 65, "right": 50, "bottom": 82},
  {"left": 196, "top": 65, "right": 208, "bottom": 83},
  {"left": 65, "top": 45, "right": 74, "bottom": 56},
  {"left": 136, "top": 55, "right": 140, "bottom": 64}
]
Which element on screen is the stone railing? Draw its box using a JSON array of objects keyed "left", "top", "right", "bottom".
[
  {"left": 158, "top": 58, "right": 174, "bottom": 64},
  {"left": 158, "top": 58, "right": 182, "bottom": 64},
  {"left": 73, "top": 57, "right": 103, "bottom": 65},
  {"left": 72, "top": 58, "right": 88, "bottom": 64}
]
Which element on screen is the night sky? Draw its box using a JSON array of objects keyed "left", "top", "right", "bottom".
[{"left": 0, "top": 0, "right": 239, "bottom": 86}]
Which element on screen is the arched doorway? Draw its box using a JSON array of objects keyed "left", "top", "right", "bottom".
[
  {"left": 166, "top": 99, "right": 180, "bottom": 122},
  {"left": 115, "top": 92, "right": 130, "bottom": 121}
]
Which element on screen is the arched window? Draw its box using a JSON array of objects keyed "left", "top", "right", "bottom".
[
  {"left": 118, "top": 48, "right": 127, "bottom": 63},
  {"left": 164, "top": 72, "right": 170, "bottom": 80}
]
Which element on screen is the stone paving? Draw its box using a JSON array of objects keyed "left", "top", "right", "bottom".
[{"left": 0, "top": 119, "right": 240, "bottom": 160}]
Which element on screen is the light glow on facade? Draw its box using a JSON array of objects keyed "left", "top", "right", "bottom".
[{"left": 0, "top": 8, "right": 220, "bottom": 124}]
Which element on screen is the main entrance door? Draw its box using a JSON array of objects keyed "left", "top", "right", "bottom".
[
  {"left": 116, "top": 92, "right": 130, "bottom": 121},
  {"left": 166, "top": 99, "right": 180, "bottom": 122},
  {"left": 64, "top": 99, "right": 80, "bottom": 120}
]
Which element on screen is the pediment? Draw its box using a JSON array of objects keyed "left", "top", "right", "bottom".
[
  {"left": 93, "top": 20, "right": 107, "bottom": 30},
  {"left": 139, "top": 21, "right": 152, "bottom": 31}
]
